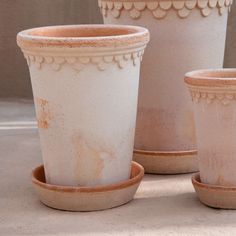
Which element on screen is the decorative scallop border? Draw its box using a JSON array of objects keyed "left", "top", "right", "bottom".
[
  {"left": 98, "top": 0, "right": 233, "bottom": 19},
  {"left": 189, "top": 88, "right": 236, "bottom": 105},
  {"left": 22, "top": 49, "right": 145, "bottom": 72}
]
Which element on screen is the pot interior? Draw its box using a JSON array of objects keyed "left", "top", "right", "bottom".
[
  {"left": 17, "top": 25, "right": 149, "bottom": 51},
  {"left": 185, "top": 69, "right": 236, "bottom": 86},
  {"left": 28, "top": 26, "right": 139, "bottom": 38},
  {"left": 193, "top": 70, "right": 236, "bottom": 80}
]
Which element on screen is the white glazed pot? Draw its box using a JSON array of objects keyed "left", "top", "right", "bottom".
[
  {"left": 17, "top": 25, "right": 149, "bottom": 187},
  {"left": 185, "top": 69, "right": 236, "bottom": 187},
  {"left": 98, "top": 0, "right": 233, "bottom": 173}
]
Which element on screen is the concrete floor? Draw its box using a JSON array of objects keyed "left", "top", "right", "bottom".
[{"left": 1, "top": 100, "right": 236, "bottom": 235}]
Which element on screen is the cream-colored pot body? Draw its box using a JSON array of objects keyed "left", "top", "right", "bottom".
[
  {"left": 99, "top": 0, "right": 231, "bottom": 154},
  {"left": 185, "top": 69, "right": 236, "bottom": 187},
  {"left": 17, "top": 25, "right": 149, "bottom": 187}
]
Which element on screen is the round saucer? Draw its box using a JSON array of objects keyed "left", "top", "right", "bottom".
[
  {"left": 134, "top": 149, "right": 198, "bottom": 174},
  {"left": 192, "top": 173, "right": 236, "bottom": 209},
  {"left": 32, "top": 161, "right": 144, "bottom": 211}
]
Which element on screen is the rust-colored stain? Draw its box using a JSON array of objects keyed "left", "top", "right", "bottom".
[
  {"left": 135, "top": 107, "right": 177, "bottom": 150},
  {"left": 216, "top": 175, "right": 233, "bottom": 186},
  {"left": 72, "top": 134, "right": 116, "bottom": 186},
  {"left": 35, "top": 98, "right": 53, "bottom": 129},
  {"left": 135, "top": 107, "right": 197, "bottom": 150}
]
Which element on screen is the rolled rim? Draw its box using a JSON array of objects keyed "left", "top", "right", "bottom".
[
  {"left": 32, "top": 161, "right": 144, "bottom": 193},
  {"left": 185, "top": 69, "right": 236, "bottom": 87},
  {"left": 192, "top": 173, "right": 236, "bottom": 191},
  {"left": 17, "top": 24, "right": 150, "bottom": 49},
  {"left": 134, "top": 148, "right": 197, "bottom": 156}
]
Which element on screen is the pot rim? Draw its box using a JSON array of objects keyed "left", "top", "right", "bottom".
[
  {"left": 17, "top": 24, "right": 149, "bottom": 49},
  {"left": 32, "top": 161, "right": 144, "bottom": 193},
  {"left": 185, "top": 69, "right": 236, "bottom": 87},
  {"left": 192, "top": 173, "right": 236, "bottom": 191}
]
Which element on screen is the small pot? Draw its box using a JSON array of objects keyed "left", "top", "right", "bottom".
[
  {"left": 98, "top": 0, "right": 233, "bottom": 174},
  {"left": 185, "top": 69, "right": 236, "bottom": 187},
  {"left": 17, "top": 25, "right": 149, "bottom": 187}
]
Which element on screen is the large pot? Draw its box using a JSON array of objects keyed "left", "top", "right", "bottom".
[
  {"left": 17, "top": 24, "right": 149, "bottom": 187},
  {"left": 98, "top": 0, "right": 233, "bottom": 173}
]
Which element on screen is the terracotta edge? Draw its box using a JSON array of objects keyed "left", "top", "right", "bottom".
[
  {"left": 185, "top": 69, "right": 236, "bottom": 87},
  {"left": 17, "top": 24, "right": 150, "bottom": 49},
  {"left": 134, "top": 148, "right": 198, "bottom": 157},
  {"left": 32, "top": 161, "right": 144, "bottom": 193}
]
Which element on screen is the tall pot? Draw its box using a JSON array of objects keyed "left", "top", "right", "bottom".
[
  {"left": 17, "top": 25, "right": 149, "bottom": 187},
  {"left": 98, "top": 0, "right": 233, "bottom": 173},
  {"left": 185, "top": 69, "right": 236, "bottom": 186}
]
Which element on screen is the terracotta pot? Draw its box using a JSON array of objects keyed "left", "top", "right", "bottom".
[
  {"left": 17, "top": 25, "right": 149, "bottom": 187},
  {"left": 98, "top": 0, "right": 233, "bottom": 174},
  {"left": 185, "top": 69, "right": 236, "bottom": 187}
]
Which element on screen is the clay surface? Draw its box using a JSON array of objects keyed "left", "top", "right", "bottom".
[
  {"left": 17, "top": 24, "right": 149, "bottom": 187},
  {"left": 185, "top": 69, "right": 236, "bottom": 187},
  {"left": 134, "top": 149, "right": 198, "bottom": 174},
  {"left": 31, "top": 162, "right": 144, "bottom": 211},
  {"left": 192, "top": 173, "right": 236, "bottom": 209},
  {"left": 99, "top": 0, "right": 230, "bottom": 173},
  {"left": 2, "top": 102, "right": 236, "bottom": 235}
]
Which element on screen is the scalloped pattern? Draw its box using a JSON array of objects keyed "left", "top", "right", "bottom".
[
  {"left": 23, "top": 50, "right": 145, "bottom": 72},
  {"left": 190, "top": 89, "right": 236, "bottom": 105},
  {"left": 98, "top": 0, "right": 233, "bottom": 19}
]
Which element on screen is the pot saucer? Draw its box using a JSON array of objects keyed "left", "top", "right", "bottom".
[
  {"left": 192, "top": 173, "right": 236, "bottom": 209},
  {"left": 134, "top": 149, "right": 198, "bottom": 174},
  {"left": 32, "top": 161, "right": 144, "bottom": 212}
]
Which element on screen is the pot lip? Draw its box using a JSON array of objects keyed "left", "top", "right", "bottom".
[
  {"left": 185, "top": 69, "right": 236, "bottom": 87},
  {"left": 98, "top": 0, "right": 188, "bottom": 1},
  {"left": 192, "top": 173, "right": 236, "bottom": 191},
  {"left": 134, "top": 148, "right": 197, "bottom": 156},
  {"left": 17, "top": 24, "right": 149, "bottom": 49},
  {"left": 32, "top": 161, "right": 144, "bottom": 193}
]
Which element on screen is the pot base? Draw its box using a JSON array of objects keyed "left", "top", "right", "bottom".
[
  {"left": 32, "top": 161, "right": 144, "bottom": 212},
  {"left": 133, "top": 149, "right": 198, "bottom": 174},
  {"left": 192, "top": 173, "right": 236, "bottom": 209}
]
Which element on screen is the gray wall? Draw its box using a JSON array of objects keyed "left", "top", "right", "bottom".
[
  {"left": 0, "top": 0, "right": 102, "bottom": 98},
  {"left": 225, "top": 3, "right": 236, "bottom": 68},
  {"left": 0, "top": 0, "right": 235, "bottom": 98}
]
